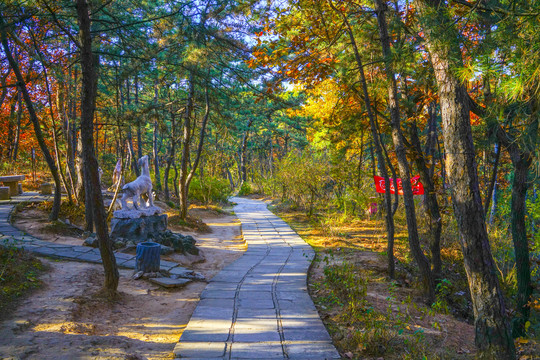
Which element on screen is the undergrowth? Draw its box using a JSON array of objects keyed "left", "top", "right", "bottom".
[
  {"left": 0, "top": 241, "right": 46, "bottom": 318},
  {"left": 312, "top": 261, "right": 464, "bottom": 359}
]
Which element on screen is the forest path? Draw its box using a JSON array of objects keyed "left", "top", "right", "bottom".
[
  {"left": 173, "top": 197, "right": 339, "bottom": 359},
  {"left": 0, "top": 192, "right": 189, "bottom": 275}
]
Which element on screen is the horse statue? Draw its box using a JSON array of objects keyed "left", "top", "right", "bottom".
[{"left": 120, "top": 155, "right": 154, "bottom": 210}]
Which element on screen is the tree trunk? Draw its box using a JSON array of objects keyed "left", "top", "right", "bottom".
[
  {"left": 179, "top": 79, "right": 210, "bottom": 219},
  {"left": 173, "top": 160, "right": 180, "bottom": 201},
  {"left": 12, "top": 90, "right": 22, "bottom": 161},
  {"left": 127, "top": 128, "right": 139, "bottom": 176},
  {"left": 83, "top": 165, "right": 93, "bottom": 232},
  {"left": 425, "top": 102, "right": 438, "bottom": 179},
  {"left": 76, "top": 0, "right": 119, "bottom": 295},
  {"left": 0, "top": 14, "right": 61, "bottom": 221},
  {"left": 484, "top": 143, "right": 501, "bottom": 217},
  {"left": 327, "top": 0, "right": 396, "bottom": 278},
  {"left": 136, "top": 75, "right": 143, "bottom": 160},
  {"left": 410, "top": 120, "right": 442, "bottom": 280},
  {"left": 58, "top": 79, "right": 77, "bottom": 201},
  {"left": 375, "top": 0, "right": 434, "bottom": 300},
  {"left": 75, "top": 136, "right": 85, "bottom": 203},
  {"left": 380, "top": 135, "right": 400, "bottom": 216},
  {"left": 509, "top": 152, "right": 533, "bottom": 337},
  {"left": 240, "top": 119, "right": 253, "bottom": 183},
  {"left": 496, "top": 112, "right": 538, "bottom": 337},
  {"left": 179, "top": 73, "right": 194, "bottom": 219},
  {"left": 36, "top": 54, "right": 74, "bottom": 203},
  {"left": 163, "top": 112, "right": 176, "bottom": 202},
  {"left": 153, "top": 119, "right": 162, "bottom": 191},
  {"left": 7, "top": 96, "right": 15, "bottom": 160},
  {"left": 415, "top": 0, "right": 514, "bottom": 355}
]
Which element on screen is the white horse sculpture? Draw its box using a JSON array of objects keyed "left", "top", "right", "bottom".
[{"left": 120, "top": 155, "right": 154, "bottom": 210}]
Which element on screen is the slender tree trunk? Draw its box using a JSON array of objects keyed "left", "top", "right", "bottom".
[
  {"left": 495, "top": 111, "right": 538, "bottom": 337},
  {"left": 7, "top": 97, "right": 15, "bottom": 160},
  {"left": 240, "top": 119, "right": 253, "bottom": 183},
  {"left": 76, "top": 0, "right": 118, "bottom": 295},
  {"left": 415, "top": 0, "right": 514, "bottom": 355},
  {"left": 327, "top": 0, "right": 396, "bottom": 278},
  {"left": 425, "top": 102, "right": 438, "bottom": 179},
  {"left": 484, "top": 143, "right": 501, "bottom": 217},
  {"left": 135, "top": 75, "right": 143, "bottom": 160},
  {"left": 179, "top": 72, "right": 195, "bottom": 219},
  {"left": 381, "top": 136, "right": 400, "bottom": 216},
  {"left": 153, "top": 119, "right": 162, "bottom": 191},
  {"left": 127, "top": 128, "right": 139, "bottom": 176},
  {"left": 410, "top": 121, "right": 442, "bottom": 280},
  {"left": 83, "top": 166, "right": 93, "bottom": 232},
  {"left": 186, "top": 85, "right": 210, "bottom": 190},
  {"left": 173, "top": 161, "right": 180, "bottom": 202},
  {"left": 509, "top": 152, "right": 533, "bottom": 337},
  {"left": 58, "top": 79, "right": 77, "bottom": 201},
  {"left": 35, "top": 53, "right": 74, "bottom": 203},
  {"left": 163, "top": 111, "right": 176, "bottom": 202},
  {"left": 375, "top": 0, "right": 434, "bottom": 300},
  {"left": 489, "top": 181, "right": 498, "bottom": 225},
  {"left": 179, "top": 79, "right": 210, "bottom": 219},
  {"left": 75, "top": 136, "right": 85, "bottom": 203},
  {"left": 12, "top": 90, "right": 22, "bottom": 161},
  {"left": 0, "top": 14, "right": 61, "bottom": 221}
]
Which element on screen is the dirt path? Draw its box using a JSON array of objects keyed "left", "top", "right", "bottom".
[{"left": 0, "top": 207, "right": 244, "bottom": 360}]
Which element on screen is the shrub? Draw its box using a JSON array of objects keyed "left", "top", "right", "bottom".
[
  {"left": 0, "top": 243, "right": 45, "bottom": 316},
  {"left": 189, "top": 175, "right": 231, "bottom": 204},
  {"left": 238, "top": 181, "right": 254, "bottom": 196}
]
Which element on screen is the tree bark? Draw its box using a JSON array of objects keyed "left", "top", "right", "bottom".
[
  {"left": 415, "top": 0, "right": 514, "bottom": 355},
  {"left": 509, "top": 152, "right": 533, "bottom": 337},
  {"left": 76, "top": 0, "right": 119, "bottom": 295},
  {"left": 495, "top": 113, "right": 537, "bottom": 337},
  {"left": 409, "top": 120, "right": 442, "bottom": 280}
]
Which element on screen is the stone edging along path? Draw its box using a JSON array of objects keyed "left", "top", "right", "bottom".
[
  {"left": 173, "top": 197, "right": 340, "bottom": 359},
  {"left": 0, "top": 192, "right": 191, "bottom": 277},
  {"left": 0, "top": 193, "right": 340, "bottom": 359}
]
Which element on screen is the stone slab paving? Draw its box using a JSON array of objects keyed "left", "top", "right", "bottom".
[
  {"left": 0, "top": 192, "right": 188, "bottom": 274},
  {"left": 174, "top": 197, "right": 340, "bottom": 359}
]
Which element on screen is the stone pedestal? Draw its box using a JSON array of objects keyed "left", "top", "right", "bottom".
[
  {"left": 109, "top": 206, "right": 198, "bottom": 255},
  {"left": 110, "top": 213, "right": 167, "bottom": 243}
]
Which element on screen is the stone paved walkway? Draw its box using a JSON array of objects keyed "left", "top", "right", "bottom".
[
  {"left": 0, "top": 192, "right": 188, "bottom": 275},
  {"left": 173, "top": 197, "right": 340, "bottom": 359}
]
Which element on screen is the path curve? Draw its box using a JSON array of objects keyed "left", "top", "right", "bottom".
[{"left": 173, "top": 197, "right": 339, "bottom": 359}]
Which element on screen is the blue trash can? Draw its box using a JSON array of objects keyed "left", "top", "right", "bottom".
[{"left": 136, "top": 242, "right": 161, "bottom": 273}]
